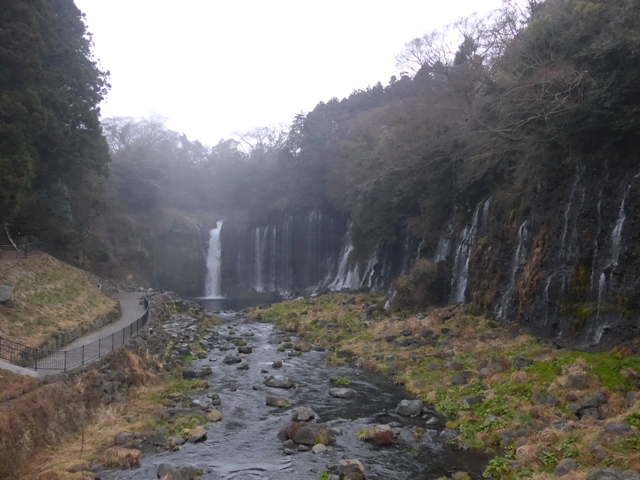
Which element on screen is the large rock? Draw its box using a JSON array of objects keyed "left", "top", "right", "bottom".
[
  {"left": 264, "top": 375, "right": 295, "bottom": 389},
  {"left": 291, "top": 406, "right": 316, "bottom": 421},
  {"left": 0, "top": 286, "right": 14, "bottom": 307},
  {"left": 182, "top": 365, "right": 212, "bottom": 379},
  {"left": 586, "top": 468, "right": 640, "bottom": 480},
  {"left": 266, "top": 395, "right": 290, "bottom": 408},
  {"left": 157, "top": 464, "right": 199, "bottom": 480},
  {"left": 339, "top": 459, "right": 366, "bottom": 480},
  {"left": 554, "top": 458, "right": 577, "bottom": 477},
  {"left": 187, "top": 426, "right": 207, "bottom": 443},
  {"left": 395, "top": 399, "right": 423, "bottom": 417},
  {"left": 290, "top": 423, "right": 335, "bottom": 446},
  {"left": 223, "top": 355, "right": 242, "bottom": 364},
  {"left": 329, "top": 388, "right": 357, "bottom": 399},
  {"left": 293, "top": 341, "right": 312, "bottom": 352}
]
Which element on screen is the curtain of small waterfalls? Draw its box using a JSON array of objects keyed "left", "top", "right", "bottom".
[{"left": 205, "top": 220, "right": 224, "bottom": 298}]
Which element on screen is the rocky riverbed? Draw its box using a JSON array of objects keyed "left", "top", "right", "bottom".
[{"left": 101, "top": 308, "right": 489, "bottom": 480}]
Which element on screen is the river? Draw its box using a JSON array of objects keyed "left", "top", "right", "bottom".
[{"left": 103, "top": 307, "right": 489, "bottom": 480}]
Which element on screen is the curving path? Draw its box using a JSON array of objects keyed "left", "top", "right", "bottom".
[{"left": 0, "top": 292, "right": 147, "bottom": 378}]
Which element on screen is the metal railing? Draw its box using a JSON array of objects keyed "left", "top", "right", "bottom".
[{"left": 0, "top": 297, "right": 149, "bottom": 371}]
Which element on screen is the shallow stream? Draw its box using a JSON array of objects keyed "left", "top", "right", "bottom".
[{"left": 106, "top": 311, "right": 488, "bottom": 480}]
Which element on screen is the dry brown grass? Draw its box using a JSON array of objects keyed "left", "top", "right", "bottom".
[
  {"left": 0, "top": 254, "right": 116, "bottom": 347},
  {"left": 98, "top": 447, "right": 141, "bottom": 468},
  {"left": 0, "top": 369, "right": 40, "bottom": 402}
]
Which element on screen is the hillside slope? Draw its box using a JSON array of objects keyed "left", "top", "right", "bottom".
[{"left": 0, "top": 254, "right": 116, "bottom": 348}]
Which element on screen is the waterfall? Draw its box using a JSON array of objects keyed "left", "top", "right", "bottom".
[
  {"left": 269, "top": 226, "right": 277, "bottom": 292},
  {"left": 544, "top": 274, "right": 553, "bottom": 325},
  {"left": 434, "top": 236, "right": 451, "bottom": 263},
  {"left": 590, "top": 192, "right": 603, "bottom": 292},
  {"left": 495, "top": 220, "right": 530, "bottom": 320},
  {"left": 450, "top": 203, "right": 485, "bottom": 303},
  {"left": 559, "top": 172, "right": 581, "bottom": 262},
  {"left": 330, "top": 241, "right": 357, "bottom": 290},
  {"left": 416, "top": 239, "right": 425, "bottom": 260},
  {"left": 609, "top": 185, "right": 630, "bottom": 268},
  {"left": 254, "top": 227, "right": 269, "bottom": 292},
  {"left": 204, "top": 220, "right": 224, "bottom": 298}
]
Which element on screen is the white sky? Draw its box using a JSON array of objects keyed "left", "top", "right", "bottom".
[{"left": 75, "top": 0, "right": 505, "bottom": 146}]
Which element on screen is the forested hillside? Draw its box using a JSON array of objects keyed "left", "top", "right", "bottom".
[
  {"left": 0, "top": 0, "right": 110, "bottom": 248},
  {"left": 2, "top": 0, "right": 640, "bottom": 348}
]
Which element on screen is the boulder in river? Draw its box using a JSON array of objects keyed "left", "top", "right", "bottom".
[
  {"left": 264, "top": 375, "right": 295, "bottom": 389},
  {"left": 280, "top": 422, "right": 335, "bottom": 446},
  {"left": 293, "top": 341, "right": 312, "bottom": 352},
  {"left": 223, "top": 355, "right": 242, "bottom": 364},
  {"left": 396, "top": 399, "right": 423, "bottom": 417},
  {"left": 187, "top": 425, "right": 207, "bottom": 443},
  {"left": 238, "top": 346, "right": 253, "bottom": 354},
  {"left": 291, "top": 406, "right": 316, "bottom": 421},
  {"left": 339, "top": 459, "right": 366, "bottom": 480},
  {"left": 157, "top": 464, "right": 199, "bottom": 480},
  {"left": 182, "top": 365, "right": 212, "bottom": 379},
  {"left": 329, "top": 388, "right": 357, "bottom": 399},
  {"left": 357, "top": 424, "right": 396, "bottom": 445},
  {"left": 266, "top": 395, "right": 291, "bottom": 408}
]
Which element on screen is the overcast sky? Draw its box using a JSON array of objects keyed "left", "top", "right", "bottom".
[{"left": 75, "top": 0, "right": 505, "bottom": 146}]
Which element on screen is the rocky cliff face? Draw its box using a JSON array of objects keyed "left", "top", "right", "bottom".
[
  {"left": 154, "top": 228, "right": 207, "bottom": 296},
  {"left": 423, "top": 163, "right": 640, "bottom": 352},
  {"left": 216, "top": 162, "right": 639, "bottom": 351},
  {"left": 218, "top": 209, "right": 413, "bottom": 297}
]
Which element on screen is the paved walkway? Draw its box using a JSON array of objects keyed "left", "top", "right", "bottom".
[{"left": 0, "top": 292, "right": 147, "bottom": 378}]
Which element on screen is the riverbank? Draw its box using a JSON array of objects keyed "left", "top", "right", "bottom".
[{"left": 247, "top": 293, "right": 640, "bottom": 479}]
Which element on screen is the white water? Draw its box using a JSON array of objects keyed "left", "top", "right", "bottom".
[
  {"left": 204, "top": 220, "right": 224, "bottom": 298},
  {"left": 495, "top": 220, "right": 530, "bottom": 320},
  {"left": 590, "top": 193, "right": 603, "bottom": 292},
  {"left": 329, "top": 242, "right": 359, "bottom": 290},
  {"left": 559, "top": 173, "right": 581, "bottom": 262},
  {"left": 609, "top": 185, "right": 630, "bottom": 268},
  {"left": 450, "top": 202, "right": 487, "bottom": 303},
  {"left": 434, "top": 222, "right": 453, "bottom": 262},
  {"left": 254, "top": 227, "right": 269, "bottom": 292}
]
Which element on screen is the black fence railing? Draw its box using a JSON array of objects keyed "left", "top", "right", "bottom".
[{"left": 0, "top": 297, "right": 149, "bottom": 372}]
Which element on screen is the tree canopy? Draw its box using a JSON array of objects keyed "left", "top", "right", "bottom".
[{"left": 0, "top": 0, "right": 110, "bottom": 242}]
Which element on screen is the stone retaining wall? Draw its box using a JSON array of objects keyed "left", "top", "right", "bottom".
[{"left": 38, "top": 302, "right": 122, "bottom": 351}]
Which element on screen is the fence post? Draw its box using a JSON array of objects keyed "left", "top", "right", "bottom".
[
  {"left": 64, "top": 351, "right": 67, "bottom": 371},
  {"left": 34, "top": 348, "right": 37, "bottom": 371}
]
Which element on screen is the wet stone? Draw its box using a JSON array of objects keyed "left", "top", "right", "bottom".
[
  {"left": 157, "top": 464, "right": 198, "bottom": 480},
  {"left": 265, "top": 375, "right": 295, "bottom": 389},
  {"left": 396, "top": 399, "right": 423, "bottom": 417},
  {"left": 238, "top": 346, "right": 253, "bottom": 354},
  {"left": 266, "top": 395, "right": 290, "bottom": 408},
  {"left": 291, "top": 406, "right": 317, "bottom": 421},
  {"left": 329, "top": 388, "right": 357, "bottom": 399},
  {"left": 182, "top": 365, "right": 212, "bottom": 379},
  {"left": 223, "top": 355, "right": 242, "bottom": 364},
  {"left": 312, "top": 444, "right": 328, "bottom": 454}
]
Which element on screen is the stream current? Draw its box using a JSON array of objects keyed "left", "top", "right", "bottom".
[{"left": 106, "top": 310, "right": 488, "bottom": 480}]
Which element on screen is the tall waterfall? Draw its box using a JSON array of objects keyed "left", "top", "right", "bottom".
[
  {"left": 204, "top": 220, "right": 224, "bottom": 298},
  {"left": 609, "top": 185, "right": 630, "bottom": 268},
  {"left": 450, "top": 200, "right": 489, "bottom": 303},
  {"left": 495, "top": 220, "right": 530, "bottom": 320}
]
